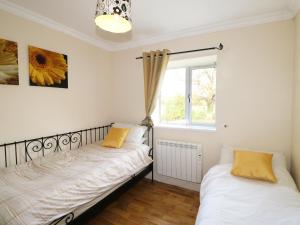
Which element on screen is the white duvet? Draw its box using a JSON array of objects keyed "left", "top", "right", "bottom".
[
  {"left": 0, "top": 142, "right": 152, "bottom": 225},
  {"left": 196, "top": 164, "right": 300, "bottom": 225}
]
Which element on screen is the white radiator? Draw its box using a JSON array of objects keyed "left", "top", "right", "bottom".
[{"left": 156, "top": 139, "right": 202, "bottom": 183}]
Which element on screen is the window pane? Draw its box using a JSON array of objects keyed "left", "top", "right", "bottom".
[
  {"left": 160, "top": 68, "right": 186, "bottom": 124},
  {"left": 191, "top": 67, "right": 216, "bottom": 124}
]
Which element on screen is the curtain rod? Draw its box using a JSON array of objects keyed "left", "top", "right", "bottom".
[{"left": 135, "top": 43, "right": 223, "bottom": 60}]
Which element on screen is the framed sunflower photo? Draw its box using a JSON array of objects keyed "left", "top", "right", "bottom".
[
  {"left": 29, "top": 46, "right": 68, "bottom": 88},
  {"left": 0, "top": 38, "right": 19, "bottom": 85}
]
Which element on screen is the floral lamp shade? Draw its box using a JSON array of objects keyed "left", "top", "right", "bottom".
[{"left": 95, "top": 0, "right": 132, "bottom": 33}]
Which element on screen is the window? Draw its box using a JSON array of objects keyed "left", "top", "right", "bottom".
[{"left": 157, "top": 63, "right": 216, "bottom": 128}]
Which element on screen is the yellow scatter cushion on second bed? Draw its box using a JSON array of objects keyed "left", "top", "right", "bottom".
[
  {"left": 231, "top": 150, "right": 277, "bottom": 183},
  {"left": 102, "top": 127, "right": 129, "bottom": 148}
]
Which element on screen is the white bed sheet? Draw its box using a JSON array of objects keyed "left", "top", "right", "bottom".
[
  {"left": 57, "top": 164, "right": 150, "bottom": 225},
  {"left": 0, "top": 142, "right": 152, "bottom": 225},
  {"left": 196, "top": 164, "right": 300, "bottom": 225}
]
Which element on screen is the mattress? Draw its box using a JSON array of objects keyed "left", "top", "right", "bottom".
[
  {"left": 196, "top": 164, "right": 300, "bottom": 225},
  {"left": 0, "top": 142, "right": 153, "bottom": 225}
]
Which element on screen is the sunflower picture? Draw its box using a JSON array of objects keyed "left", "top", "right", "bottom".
[
  {"left": 0, "top": 38, "right": 19, "bottom": 85},
  {"left": 29, "top": 46, "right": 68, "bottom": 88}
]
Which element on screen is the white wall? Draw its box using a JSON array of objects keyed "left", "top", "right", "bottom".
[
  {"left": 292, "top": 11, "right": 300, "bottom": 189},
  {"left": 112, "top": 20, "right": 295, "bottom": 190},
  {"left": 0, "top": 10, "right": 112, "bottom": 143}
]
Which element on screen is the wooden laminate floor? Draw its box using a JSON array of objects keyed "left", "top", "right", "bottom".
[{"left": 82, "top": 179, "right": 200, "bottom": 225}]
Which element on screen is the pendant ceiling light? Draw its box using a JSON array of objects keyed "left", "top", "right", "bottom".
[{"left": 95, "top": 0, "right": 132, "bottom": 34}]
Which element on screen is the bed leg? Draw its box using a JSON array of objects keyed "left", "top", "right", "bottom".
[{"left": 151, "top": 170, "right": 154, "bottom": 183}]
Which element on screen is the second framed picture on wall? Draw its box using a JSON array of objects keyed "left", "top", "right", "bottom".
[{"left": 29, "top": 46, "right": 68, "bottom": 88}]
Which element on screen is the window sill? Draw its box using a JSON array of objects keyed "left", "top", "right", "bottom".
[{"left": 154, "top": 124, "right": 216, "bottom": 132}]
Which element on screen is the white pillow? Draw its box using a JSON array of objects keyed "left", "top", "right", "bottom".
[
  {"left": 219, "top": 146, "right": 288, "bottom": 169},
  {"left": 112, "top": 123, "right": 147, "bottom": 144},
  {"left": 138, "top": 138, "right": 147, "bottom": 144}
]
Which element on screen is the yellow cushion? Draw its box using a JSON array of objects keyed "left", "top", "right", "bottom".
[
  {"left": 231, "top": 150, "right": 277, "bottom": 183},
  {"left": 101, "top": 128, "right": 129, "bottom": 148}
]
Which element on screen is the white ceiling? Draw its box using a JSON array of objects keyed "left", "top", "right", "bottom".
[{"left": 1, "top": 0, "right": 300, "bottom": 51}]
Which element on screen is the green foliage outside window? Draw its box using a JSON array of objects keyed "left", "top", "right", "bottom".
[
  {"left": 159, "top": 66, "right": 216, "bottom": 125},
  {"left": 161, "top": 96, "right": 185, "bottom": 122},
  {"left": 161, "top": 96, "right": 215, "bottom": 123}
]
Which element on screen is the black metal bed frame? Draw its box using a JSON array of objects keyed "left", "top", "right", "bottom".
[{"left": 0, "top": 123, "right": 154, "bottom": 225}]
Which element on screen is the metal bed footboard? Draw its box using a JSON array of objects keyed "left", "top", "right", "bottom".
[{"left": 0, "top": 123, "right": 154, "bottom": 225}]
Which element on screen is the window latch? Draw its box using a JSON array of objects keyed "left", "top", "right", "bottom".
[{"left": 188, "top": 94, "right": 191, "bottom": 103}]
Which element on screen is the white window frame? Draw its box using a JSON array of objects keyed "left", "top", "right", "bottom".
[{"left": 158, "top": 63, "right": 217, "bottom": 128}]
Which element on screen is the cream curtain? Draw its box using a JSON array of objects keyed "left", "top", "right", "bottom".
[{"left": 141, "top": 49, "right": 170, "bottom": 127}]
